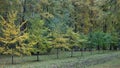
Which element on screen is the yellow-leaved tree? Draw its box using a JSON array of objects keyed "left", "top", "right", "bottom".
[
  {"left": 48, "top": 30, "right": 69, "bottom": 59},
  {"left": 0, "top": 11, "right": 33, "bottom": 63},
  {"left": 66, "top": 28, "right": 88, "bottom": 57}
]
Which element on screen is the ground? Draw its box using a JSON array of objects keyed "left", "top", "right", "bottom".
[
  {"left": 0, "top": 51, "right": 120, "bottom": 68},
  {"left": 88, "top": 58, "right": 120, "bottom": 68}
]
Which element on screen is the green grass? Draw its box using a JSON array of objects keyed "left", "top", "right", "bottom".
[
  {"left": 0, "top": 50, "right": 97, "bottom": 64},
  {"left": 0, "top": 50, "right": 119, "bottom": 68},
  {"left": 88, "top": 57, "right": 120, "bottom": 68}
]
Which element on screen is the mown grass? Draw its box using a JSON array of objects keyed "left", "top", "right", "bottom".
[
  {"left": 88, "top": 57, "right": 120, "bottom": 68},
  {"left": 0, "top": 50, "right": 119, "bottom": 68}
]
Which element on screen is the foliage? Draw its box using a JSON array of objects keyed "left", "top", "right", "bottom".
[
  {"left": 0, "top": 11, "right": 32, "bottom": 56},
  {"left": 48, "top": 30, "right": 69, "bottom": 50},
  {"left": 0, "top": 0, "right": 120, "bottom": 56},
  {"left": 88, "top": 31, "right": 113, "bottom": 50},
  {"left": 28, "top": 18, "right": 51, "bottom": 54},
  {"left": 66, "top": 28, "right": 87, "bottom": 49}
]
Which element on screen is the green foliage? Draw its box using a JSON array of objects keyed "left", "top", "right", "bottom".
[
  {"left": 88, "top": 31, "right": 113, "bottom": 50},
  {"left": 28, "top": 18, "right": 52, "bottom": 54}
]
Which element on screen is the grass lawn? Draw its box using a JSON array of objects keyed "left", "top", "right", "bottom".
[
  {"left": 0, "top": 50, "right": 101, "bottom": 64},
  {"left": 0, "top": 50, "right": 119, "bottom": 68},
  {"left": 88, "top": 57, "right": 120, "bottom": 68}
]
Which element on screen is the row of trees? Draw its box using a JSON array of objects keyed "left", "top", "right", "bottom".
[
  {"left": 1, "top": 0, "right": 120, "bottom": 33},
  {"left": 0, "top": 0, "right": 120, "bottom": 62}
]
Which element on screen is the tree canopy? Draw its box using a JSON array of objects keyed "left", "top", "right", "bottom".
[{"left": 0, "top": 0, "right": 120, "bottom": 56}]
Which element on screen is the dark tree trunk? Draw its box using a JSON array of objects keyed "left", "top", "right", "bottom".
[
  {"left": 74, "top": 24, "right": 77, "bottom": 33},
  {"left": 36, "top": 52, "right": 39, "bottom": 61},
  {"left": 21, "top": 0, "right": 27, "bottom": 31},
  {"left": 113, "top": 46, "right": 118, "bottom": 50},
  {"left": 36, "top": 43, "right": 39, "bottom": 61},
  {"left": 109, "top": 45, "right": 112, "bottom": 50},
  {"left": 90, "top": 47, "right": 92, "bottom": 55},
  {"left": 56, "top": 48, "right": 59, "bottom": 59},
  {"left": 81, "top": 48, "right": 84, "bottom": 56},
  {"left": 12, "top": 49, "right": 14, "bottom": 64},
  {"left": 22, "top": 0, "right": 26, "bottom": 22},
  {"left": 103, "top": 23, "right": 107, "bottom": 33},
  {"left": 97, "top": 45, "right": 100, "bottom": 50},
  {"left": 71, "top": 48, "right": 74, "bottom": 57},
  {"left": 12, "top": 55, "right": 14, "bottom": 64}
]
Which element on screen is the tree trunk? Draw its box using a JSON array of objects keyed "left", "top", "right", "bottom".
[
  {"left": 21, "top": 0, "right": 27, "bottom": 31},
  {"left": 36, "top": 52, "right": 39, "bottom": 61},
  {"left": 81, "top": 48, "right": 83, "bottom": 56},
  {"left": 103, "top": 23, "right": 107, "bottom": 33},
  {"left": 90, "top": 48, "right": 92, "bottom": 55},
  {"left": 56, "top": 48, "right": 59, "bottom": 59},
  {"left": 113, "top": 46, "right": 118, "bottom": 50},
  {"left": 109, "top": 45, "right": 112, "bottom": 50},
  {"left": 12, "top": 49, "right": 14, "bottom": 64},
  {"left": 12, "top": 55, "right": 14, "bottom": 64},
  {"left": 22, "top": 0, "right": 26, "bottom": 22},
  {"left": 71, "top": 48, "right": 74, "bottom": 57},
  {"left": 97, "top": 45, "right": 100, "bottom": 50}
]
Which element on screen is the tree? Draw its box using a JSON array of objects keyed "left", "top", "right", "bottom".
[
  {"left": 45, "top": 21, "right": 69, "bottom": 58},
  {"left": 66, "top": 28, "right": 87, "bottom": 57},
  {"left": 88, "top": 31, "right": 104, "bottom": 51},
  {"left": 0, "top": 11, "right": 32, "bottom": 64},
  {"left": 28, "top": 18, "right": 51, "bottom": 61},
  {"left": 48, "top": 30, "right": 69, "bottom": 59},
  {"left": 88, "top": 31, "right": 114, "bottom": 53}
]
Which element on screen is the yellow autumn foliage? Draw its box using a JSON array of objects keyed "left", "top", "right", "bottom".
[
  {"left": 50, "top": 32, "right": 69, "bottom": 49},
  {"left": 0, "top": 47, "right": 4, "bottom": 53},
  {"left": 0, "top": 11, "right": 32, "bottom": 56}
]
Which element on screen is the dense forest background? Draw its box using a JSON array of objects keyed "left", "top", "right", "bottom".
[{"left": 0, "top": 0, "right": 120, "bottom": 56}]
